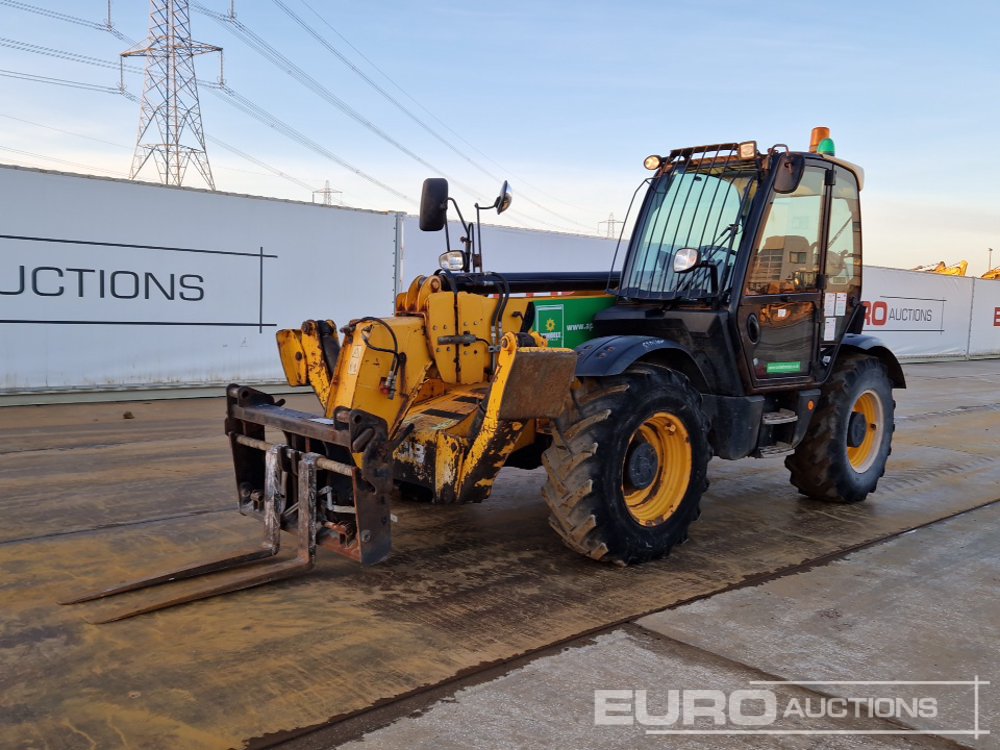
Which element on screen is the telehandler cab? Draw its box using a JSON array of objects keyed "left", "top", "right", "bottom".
[{"left": 67, "top": 127, "right": 904, "bottom": 621}]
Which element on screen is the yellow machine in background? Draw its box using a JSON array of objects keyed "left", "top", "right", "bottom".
[{"left": 912, "top": 260, "right": 968, "bottom": 276}]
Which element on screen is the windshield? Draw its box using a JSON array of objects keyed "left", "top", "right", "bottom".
[{"left": 620, "top": 162, "right": 758, "bottom": 300}]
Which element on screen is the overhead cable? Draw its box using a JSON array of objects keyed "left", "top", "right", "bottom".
[
  {"left": 0, "top": 67, "right": 127, "bottom": 95},
  {"left": 0, "top": 0, "right": 137, "bottom": 44},
  {"left": 0, "top": 36, "right": 143, "bottom": 73},
  {"left": 0, "top": 60, "right": 410, "bottom": 204},
  {"left": 193, "top": 2, "right": 482, "bottom": 198},
  {"left": 0, "top": 143, "right": 126, "bottom": 176},
  {"left": 205, "top": 83, "right": 412, "bottom": 204},
  {"left": 207, "top": 135, "right": 320, "bottom": 194},
  {"left": 289, "top": 0, "right": 593, "bottom": 230}
]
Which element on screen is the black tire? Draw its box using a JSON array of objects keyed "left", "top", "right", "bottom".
[
  {"left": 541, "top": 364, "right": 710, "bottom": 565},
  {"left": 785, "top": 354, "right": 895, "bottom": 503}
]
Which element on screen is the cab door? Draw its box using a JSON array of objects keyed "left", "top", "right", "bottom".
[{"left": 738, "top": 163, "right": 830, "bottom": 388}]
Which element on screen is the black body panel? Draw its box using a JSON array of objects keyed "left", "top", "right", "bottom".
[
  {"left": 588, "top": 303, "right": 744, "bottom": 396},
  {"left": 440, "top": 271, "right": 620, "bottom": 294},
  {"left": 840, "top": 333, "right": 906, "bottom": 387},
  {"left": 575, "top": 334, "right": 704, "bottom": 379},
  {"left": 700, "top": 394, "right": 764, "bottom": 459}
]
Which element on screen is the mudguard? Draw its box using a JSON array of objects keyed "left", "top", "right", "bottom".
[
  {"left": 840, "top": 333, "right": 906, "bottom": 388},
  {"left": 574, "top": 334, "right": 707, "bottom": 384}
]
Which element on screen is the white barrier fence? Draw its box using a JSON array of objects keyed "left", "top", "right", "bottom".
[
  {"left": 861, "top": 267, "right": 999, "bottom": 358},
  {"left": 0, "top": 165, "right": 400, "bottom": 393},
  {"left": 0, "top": 165, "right": 998, "bottom": 396}
]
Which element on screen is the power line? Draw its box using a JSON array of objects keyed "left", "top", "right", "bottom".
[
  {"left": 0, "top": 100, "right": 334, "bottom": 200},
  {"left": 0, "top": 66, "right": 567, "bottom": 229},
  {"left": 0, "top": 70, "right": 356, "bottom": 202},
  {"left": 207, "top": 84, "right": 412, "bottom": 203},
  {"left": 0, "top": 56, "right": 411, "bottom": 204},
  {"left": 299, "top": 0, "right": 587, "bottom": 227},
  {"left": 193, "top": 12, "right": 583, "bottom": 230},
  {"left": 0, "top": 0, "right": 136, "bottom": 44},
  {"left": 272, "top": 0, "right": 501, "bottom": 184},
  {"left": 0, "top": 111, "right": 128, "bottom": 148},
  {"left": 206, "top": 134, "right": 318, "bottom": 194},
  {"left": 287, "top": 0, "right": 595, "bottom": 231},
  {"left": 0, "top": 144, "right": 127, "bottom": 176},
  {"left": 193, "top": 2, "right": 486, "bottom": 198},
  {"left": 0, "top": 1, "right": 596, "bottom": 233},
  {"left": 0, "top": 113, "right": 284, "bottom": 188},
  {"left": 0, "top": 67, "right": 127, "bottom": 95},
  {"left": 0, "top": 8, "right": 591, "bottom": 232},
  {"left": 0, "top": 36, "right": 143, "bottom": 73}
]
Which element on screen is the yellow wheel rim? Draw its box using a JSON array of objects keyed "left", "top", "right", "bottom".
[
  {"left": 622, "top": 412, "right": 692, "bottom": 526},
  {"left": 847, "top": 389, "right": 884, "bottom": 473}
]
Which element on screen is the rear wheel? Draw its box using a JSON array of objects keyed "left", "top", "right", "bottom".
[
  {"left": 785, "top": 354, "right": 894, "bottom": 503},
  {"left": 542, "top": 365, "right": 710, "bottom": 564}
]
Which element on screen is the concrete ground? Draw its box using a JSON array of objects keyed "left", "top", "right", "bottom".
[
  {"left": 326, "top": 501, "right": 998, "bottom": 750},
  {"left": 290, "top": 360, "right": 1000, "bottom": 750},
  {"left": 1, "top": 359, "right": 997, "bottom": 749}
]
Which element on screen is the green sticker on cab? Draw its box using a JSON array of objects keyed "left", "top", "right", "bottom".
[{"left": 765, "top": 361, "right": 803, "bottom": 374}]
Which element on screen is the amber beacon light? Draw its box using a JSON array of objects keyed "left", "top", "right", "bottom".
[{"left": 809, "top": 126, "right": 836, "bottom": 156}]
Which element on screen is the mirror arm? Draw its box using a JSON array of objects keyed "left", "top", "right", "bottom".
[
  {"left": 472, "top": 202, "right": 496, "bottom": 273},
  {"left": 448, "top": 197, "right": 469, "bottom": 233},
  {"left": 448, "top": 197, "right": 473, "bottom": 272}
]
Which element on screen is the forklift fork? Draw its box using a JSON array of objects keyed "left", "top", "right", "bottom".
[{"left": 61, "top": 446, "right": 319, "bottom": 623}]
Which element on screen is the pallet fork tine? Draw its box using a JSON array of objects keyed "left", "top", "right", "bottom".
[{"left": 61, "top": 447, "right": 319, "bottom": 622}]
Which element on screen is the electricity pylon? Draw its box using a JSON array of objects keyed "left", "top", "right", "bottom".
[
  {"left": 598, "top": 213, "right": 622, "bottom": 239},
  {"left": 123, "top": 0, "right": 221, "bottom": 189},
  {"left": 312, "top": 180, "right": 342, "bottom": 206}
]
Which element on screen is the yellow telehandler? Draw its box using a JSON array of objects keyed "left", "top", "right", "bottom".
[{"left": 67, "top": 129, "right": 904, "bottom": 621}]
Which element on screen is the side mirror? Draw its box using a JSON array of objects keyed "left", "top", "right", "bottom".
[
  {"left": 673, "top": 247, "right": 700, "bottom": 273},
  {"left": 419, "top": 177, "right": 449, "bottom": 231},
  {"left": 496, "top": 180, "right": 512, "bottom": 214},
  {"left": 773, "top": 154, "right": 805, "bottom": 194}
]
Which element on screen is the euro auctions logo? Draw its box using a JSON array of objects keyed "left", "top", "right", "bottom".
[
  {"left": 595, "top": 688, "right": 784, "bottom": 727},
  {"left": 594, "top": 679, "right": 989, "bottom": 738},
  {"left": 862, "top": 297, "right": 944, "bottom": 332}
]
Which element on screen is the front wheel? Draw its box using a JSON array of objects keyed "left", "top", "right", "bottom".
[
  {"left": 785, "top": 354, "right": 895, "bottom": 503},
  {"left": 542, "top": 365, "right": 710, "bottom": 565}
]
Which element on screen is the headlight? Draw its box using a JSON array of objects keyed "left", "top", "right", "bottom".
[
  {"left": 673, "top": 247, "right": 700, "bottom": 273},
  {"left": 439, "top": 251, "right": 465, "bottom": 271}
]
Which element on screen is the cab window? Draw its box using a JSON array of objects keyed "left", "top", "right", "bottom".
[
  {"left": 825, "top": 166, "right": 861, "bottom": 298},
  {"left": 745, "top": 166, "right": 827, "bottom": 295}
]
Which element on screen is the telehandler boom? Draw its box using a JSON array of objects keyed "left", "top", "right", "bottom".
[{"left": 67, "top": 128, "right": 904, "bottom": 621}]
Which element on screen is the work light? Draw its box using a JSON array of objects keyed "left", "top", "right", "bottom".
[{"left": 439, "top": 251, "right": 465, "bottom": 271}]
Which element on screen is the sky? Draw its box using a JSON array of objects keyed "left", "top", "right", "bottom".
[{"left": 0, "top": 0, "right": 998, "bottom": 274}]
